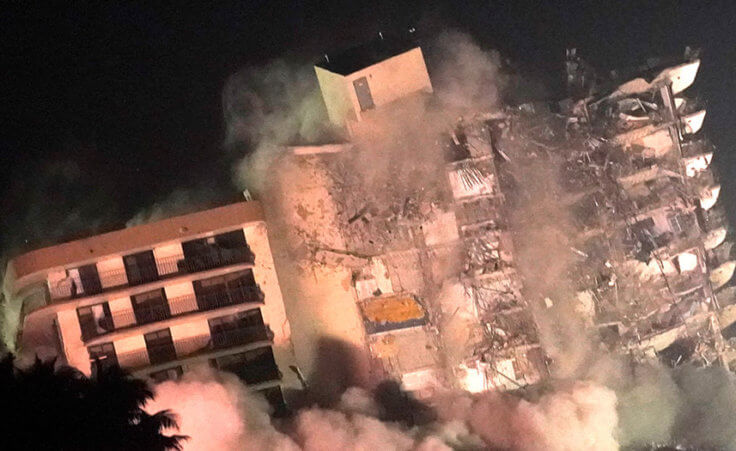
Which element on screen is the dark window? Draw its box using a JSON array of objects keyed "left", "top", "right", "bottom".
[
  {"left": 257, "top": 386, "right": 287, "bottom": 415},
  {"left": 194, "top": 269, "right": 260, "bottom": 310},
  {"left": 77, "top": 303, "right": 114, "bottom": 340},
  {"left": 78, "top": 264, "right": 103, "bottom": 295},
  {"left": 209, "top": 309, "right": 267, "bottom": 348},
  {"left": 88, "top": 342, "right": 118, "bottom": 374},
  {"left": 123, "top": 250, "right": 159, "bottom": 285},
  {"left": 215, "top": 230, "right": 248, "bottom": 249},
  {"left": 144, "top": 329, "right": 177, "bottom": 365},
  {"left": 353, "top": 77, "right": 375, "bottom": 111},
  {"left": 132, "top": 289, "right": 171, "bottom": 324},
  {"left": 181, "top": 229, "right": 251, "bottom": 272},
  {"left": 150, "top": 366, "right": 183, "bottom": 383},
  {"left": 213, "top": 347, "right": 280, "bottom": 385}
]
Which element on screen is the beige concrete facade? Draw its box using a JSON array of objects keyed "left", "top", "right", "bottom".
[
  {"left": 315, "top": 46, "right": 432, "bottom": 129},
  {"left": 3, "top": 201, "right": 299, "bottom": 399}
]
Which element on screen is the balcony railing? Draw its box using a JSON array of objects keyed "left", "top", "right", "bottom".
[
  {"left": 211, "top": 325, "right": 272, "bottom": 350},
  {"left": 80, "top": 316, "right": 115, "bottom": 341},
  {"left": 147, "top": 343, "right": 178, "bottom": 366},
  {"left": 116, "top": 348, "right": 149, "bottom": 369},
  {"left": 170, "top": 326, "right": 272, "bottom": 360},
  {"left": 197, "top": 285, "right": 263, "bottom": 311},
  {"left": 49, "top": 245, "right": 254, "bottom": 300},
  {"left": 118, "top": 325, "right": 273, "bottom": 371},
  {"left": 81, "top": 287, "right": 263, "bottom": 343}
]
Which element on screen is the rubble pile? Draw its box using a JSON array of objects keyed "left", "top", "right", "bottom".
[
  {"left": 279, "top": 46, "right": 735, "bottom": 397},
  {"left": 487, "top": 49, "right": 735, "bottom": 370}
]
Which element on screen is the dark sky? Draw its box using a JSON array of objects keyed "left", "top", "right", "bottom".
[{"left": 2, "top": 1, "right": 736, "bottom": 254}]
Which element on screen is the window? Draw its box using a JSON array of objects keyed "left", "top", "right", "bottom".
[
  {"left": 213, "top": 347, "right": 280, "bottom": 385},
  {"left": 144, "top": 329, "right": 177, "bottom": 365},
  {"left": 353, "top": 76, "right": 375, "bottom": 111},
  {"left": 123, "top": 250, "right": 159, "bottom": 285},
  {"left": 77, "top": 303, "right": 114, "bottom": 340},
  {"left": 132, "top": 289, "right": 170, "bottom": 324},
  {"left": 88, "top": 342, "right": 117, "bottom": 374},
  {"left": 150, "top": 366, "right": 183, "bottom": 383},
  {"left": 209, "top": 309, "right": 267, "bottom": 348},
  {"left": 194, "top": 269, "right": 259, "bottom": 310},
  {"left": 181, "top": 229, "right": 250, "bottom": 272},
  {"left": 77, "top": 264, "right": 103, "bottom": 295}
]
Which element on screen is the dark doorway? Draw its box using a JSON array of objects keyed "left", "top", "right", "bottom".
[
  {"left": 132, "top": 289, "right": 171, "bottom": 324},
  {"left": 123, "top": 250, "right": 159, "bottom": 285},
  {"left": 144, "top": 329, "right": 177, "bottom": 365},
  {"left": 353, "top": 77, "right": 374, "bottom": 111},
  {"left": 78, "top": 264, "right": 103, "bottom": 295}
]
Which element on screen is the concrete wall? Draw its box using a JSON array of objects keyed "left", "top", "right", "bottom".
[
  {"left": 57, "top": 309, "right": 89, "bottom": 374},
  {"left": 345, "top": 47, "right": 432, "bottom": 110},
  {"left": 315, "top": 47, "right": 433, "bottom": 128},
  {"left": 244, "top": 222, "right": 300, "bottom": 390},
  {"left": 315, "top": 66, "right": 355, "bottom": 128}
]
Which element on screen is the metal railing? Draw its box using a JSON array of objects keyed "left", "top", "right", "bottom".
[
  {"left": 164, "top": 325, "right": 272, "bottom": 361},
  {"left": 80, "top": 286, "right": 262, "bottom": 342},
  {"left": 146, "top": 342, "right": 178, "bottom": 366},
  {"left": 49, "top": 245, "right": 254, "bottom": 300},
  {"left": 196, "top": 284, "right": 263, "bottom": 311},
  {"left": 116, "top": 348, "right": 149, "bottom": 369},
  {"left": 107, "top": 324, "right": 273, "bottom": 371},
  {"left": 211, "top": 325, "right": 272, "bottom": 350}
]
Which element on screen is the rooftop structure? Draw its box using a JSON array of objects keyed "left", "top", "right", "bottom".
[
  {"left": 3, "top": 201, "right": 300, "bottom": 407},
  {"left": 315, "top": 34, "right": 433, "bottom": 131}
]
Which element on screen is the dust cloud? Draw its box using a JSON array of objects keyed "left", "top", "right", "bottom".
[
  {"left": 215, "top": 30, "right": 736, "bottom": 450},
  {"left": 147, "top": 367, "right": 621, "bottom": 451}
]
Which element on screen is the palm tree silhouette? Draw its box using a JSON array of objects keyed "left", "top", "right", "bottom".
[{"left": 0, "top": 354, "right": 186, "bottom": 450}]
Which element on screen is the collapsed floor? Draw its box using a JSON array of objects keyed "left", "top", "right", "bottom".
[{"left": 265, "top": 49, "right": 736, "bottom": 397}]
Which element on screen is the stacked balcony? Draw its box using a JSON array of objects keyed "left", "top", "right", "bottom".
[
  {"left": 89, "top": 309, "right": 277, "bottom": 385},
  {"left": 48, "top": 229, "right": 254, "bottom": 301}
]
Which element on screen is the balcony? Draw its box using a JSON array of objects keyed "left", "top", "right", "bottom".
[
  {"left": 81, "top": 286, "right": 263, "bottom": 343},
  {"left": 80, "top": 316, "right": 115, "bottom": 342},
  {"left": 114, "top": 325, "right": 273, "bottom": 372},
  {"left": 115, "top": 348, "right": 149, "bottom": 369},
  {"left": 211, "top": 324, "right": 273, "bottom": 350},
  {"left": 49, "top": 245, "right": 254, "bottom": 301},
  {"left": 196, "top": 285, "right": 263, "bottom": 311},
  {"left": 147, "top": 342, "right": 178, "bottom": 366}
]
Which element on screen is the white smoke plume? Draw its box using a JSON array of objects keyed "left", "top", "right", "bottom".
[
  {"left": 147, "top": 368, "right": 620, "bottom": 451},
  {"left": 124, "top": 188, "right": 220, "bottom": 227},
  {"left": 223, "top": 59, "right": 336, "bottom": 194},
  {"left": 227, "top": 30, "right": 508, "bottom": 196}
]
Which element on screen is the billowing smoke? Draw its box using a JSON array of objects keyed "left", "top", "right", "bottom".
[
  {"left": 427, "top": 31, "right": 506, "bottom": 112},
  {"left": 223, "top": 59, "right": 337, "bottom": 194},
  {"left": 227, "top": 30, "right": 508, "bottom": 196},
  {"left": 147, "top": 368, "right": 621, "bottom": 450},
  {"left": 125, "top": 187, "right": 221, "bottom": 227}
]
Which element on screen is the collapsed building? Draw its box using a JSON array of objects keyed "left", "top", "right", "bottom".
[
  {"left": 268, "top": 36, "right": 735, "bottom": 396},
  {"left": 268, "top": 35, "right": 547, "bottom": 396},
  {"left": 4, "top": 33, "right": 734, "bottom": 406},
  {"left": 512, "top": 50, "right": 733, "bottom": 367}
]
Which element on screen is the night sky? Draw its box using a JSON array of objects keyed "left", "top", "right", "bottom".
[{"left": 3, "top": 1, "right": 736, "bottom": 256}]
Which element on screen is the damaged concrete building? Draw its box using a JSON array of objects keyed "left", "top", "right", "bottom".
[
  {"left": 268, "top": 36, "right": 735, "bottom": 395},
  {"left": 267, "top": 35, "right": 547, "bottom": 397},
  {"left": 491, "top": 49, "right": 733, "bottom": 369},
  {"left": 7, "top": 33, "right": 732, "bottom": 405}
]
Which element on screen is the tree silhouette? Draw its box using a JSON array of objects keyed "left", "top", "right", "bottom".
[{"left": 0, "top": 355, "right": 186, "bottom": 450}]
